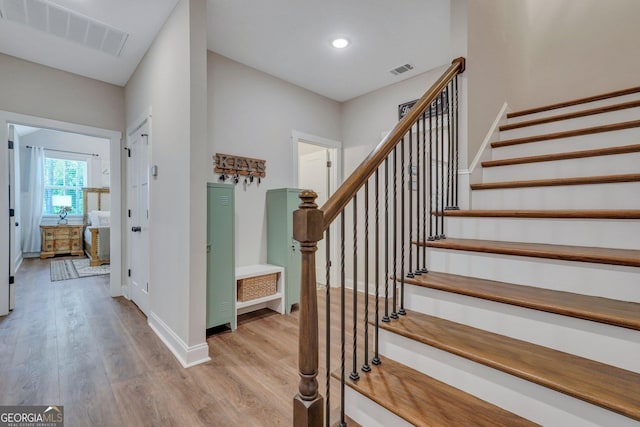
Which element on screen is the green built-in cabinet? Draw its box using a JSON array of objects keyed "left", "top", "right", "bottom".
[
  {"left": 266, "top": 188, "right": 302, "bottom": 314},
  {"left": 206, "top": 183, "right": 236, "bottom": 330}
]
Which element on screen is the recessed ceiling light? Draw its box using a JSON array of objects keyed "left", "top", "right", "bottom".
[{"left": 331, "top": 38, "right": 350, "bottom": 49}]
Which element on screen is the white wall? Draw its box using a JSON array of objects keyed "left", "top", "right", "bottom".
[
  {"left": 508, "top": 0, "right": 640, "bottom": 110},
  {"left": 125, "top": 0, "right": 209, "bottom": 365},
  {"left": 462, "top": 0, "right": 640, "bottom": 163},
  {"left": 207, "top": 52, "right": 341, "bottom": 267},
  {"left": 464, "top": 0, "right": 519, "bottom": 167},
  {"left": 0, "top": 53, "right": 124, "bottom": 132},
  {"left": 341, "top": 67, "right": 448, "bottom": 175}
]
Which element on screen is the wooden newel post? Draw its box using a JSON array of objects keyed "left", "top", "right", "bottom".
[{"left": 293, "top": 190, "right": 324, "bottom": 427}]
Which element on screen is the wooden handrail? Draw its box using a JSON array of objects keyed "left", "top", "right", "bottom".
[
  {"left": 321, "top": 57, "right": 466, "bottom": 229},
  {"left": 293, "top": 57, "right": 465, "bottom": 427}
]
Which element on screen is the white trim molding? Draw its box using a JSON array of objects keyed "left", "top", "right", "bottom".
[
  {"left": 468, "top": 102, "right": 509, "bottom": 183},
  {"left": 0, "top": 110, "right": 123, "bottom": 317},
  {"left": 148, "top": 312, "right": 211, "bottom": 368}
]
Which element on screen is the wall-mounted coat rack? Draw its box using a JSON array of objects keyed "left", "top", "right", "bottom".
[{"left": 214, "top": 153, "right": 266, "bottom": 185}]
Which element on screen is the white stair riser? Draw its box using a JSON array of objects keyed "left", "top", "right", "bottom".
[
  {"left": 427, "top": 248, "right": 640, "bottom": 302},
  {"left": 404, "top": 284, "right": 640, "bottom": 372},
  {"left": 507, "top": 92, "right": 640, "bottom": 124},
  {"left": 379, "top": 330, "right": 639, "bottom": 427},
  {"left": 501, "top": 106, "right": 640, "bottom": 140},
  {"left": 483, "top": 152, "right": 640, "bottom": 182},
  {"left": 344, "top": 388, "right": 413, "bottom": 427},
  {"left": 491, "top": 128, "right": 640, "bottom": 160},
  {"left": 444, "top": 217, "right": 640, "bottom": 250},
  {"left": 471, "top": 182, "right": 640, "bottom": 210}
]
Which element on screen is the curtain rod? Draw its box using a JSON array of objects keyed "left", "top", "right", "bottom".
[{"left": 25, "top": 145, "right": 100, "bottom": 157}]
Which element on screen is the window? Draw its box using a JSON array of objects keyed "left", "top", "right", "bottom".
[{"left": 43, "top": 156, "right": 88, "bottom": 216}]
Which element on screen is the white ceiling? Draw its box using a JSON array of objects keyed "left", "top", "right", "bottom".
[
  {"left": 0, "top": 0, "right": 180, "bottom": 86},
  {"left": 208, "top": 0, "right": 451, "bottom": 101},
  {"left": 0, "top": 0, "right": 451, "bottom": 102}
]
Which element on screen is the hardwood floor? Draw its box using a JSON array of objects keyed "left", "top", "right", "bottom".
[{"left": 0, "top": 258, "right": 363, "bottom": 426}]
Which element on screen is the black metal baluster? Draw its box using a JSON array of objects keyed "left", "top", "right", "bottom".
[
  {"left": 408, "top": 126, "right": 414, "bottom": 279},
  {"left": 340, "top": 211, "right": 346, "bottom": 426},
  {"left": 399, "top": 136, "right": 406, "bottom": 316},
  {"left": 415, "top": 114, "right": 422, "bottom": 276},
  {"left": 383, "top": 159, "right": 390, "bottom": 323},
  {"left": 439, "top": 91, "right": 446, "bottom": 239},
  {"left": 453, "top": 75, "right": 460, "bottom": 209},
  {"left": 362, "top": 183, "right": 371, "bottom": 373},
  {"left": 433, "top": 98, "right": 440, "bottom": 239},
  {"left": 350, "top": 197, "right": 360, "bottom": 381},
  {"left": 422, "top": 111, "right": 429, "bottom": 271},
  {"left": 445, "top": 85, "right": 453, "bottom": 210},
  {"left": 391, "top": 146, "right": 399, "bottom": 320},
  {"left": 325, "top": 228, "right": 331, "bottom": 427},
  {"left": 373, "top": 170, "right": 381, "bottom": 365}
]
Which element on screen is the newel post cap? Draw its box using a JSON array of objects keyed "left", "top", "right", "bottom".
[{"left": 293, "top": 190, "right": 324, "bottom": 243}]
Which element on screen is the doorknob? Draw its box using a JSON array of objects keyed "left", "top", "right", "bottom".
[{"left": 131, "top": 226, "right": 142, "bottom": 232}]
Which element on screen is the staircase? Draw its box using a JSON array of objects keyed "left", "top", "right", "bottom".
[{"left": 343, "top": 88, "right": 640, "bottom": 426}]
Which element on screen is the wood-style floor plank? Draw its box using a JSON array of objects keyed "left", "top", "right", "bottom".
[
  {"left": 0, "top": 258, "right": 370, "bottom": 426},
  {"left": 333, "top": 357, "right": 538, "bottom": 427},
  {"left": 402, "top": 271, "right": 640, "bottom": 330},
  {"left": 422, "top": 237, "right": 640, "bottom": 267},
  {"left": 379, "top": 310, "right": 640, "bottom": 421}
]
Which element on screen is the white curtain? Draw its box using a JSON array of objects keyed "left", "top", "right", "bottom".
[{"left": 21, "top": 146, "right": 45, "bottom": 253}]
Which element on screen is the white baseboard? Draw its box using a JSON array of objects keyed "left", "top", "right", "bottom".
[
  {"left": 148, "top": 312, "right": 211, "bottom": 368},
  {"left": 15, "top": 252, "right": 23, "bottom": 272},
  {"left": 468, "top": 101, "right": 509, "bottom": 184}
]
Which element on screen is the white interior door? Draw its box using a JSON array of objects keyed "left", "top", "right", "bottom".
[
  {"left": 127, "top": 122, "right": 150, "bottom": 315},
  {"left": 298, "top": 145, "right": 331, "bottom": 285},
  {"left": 7, "top": 125, "right": 16, "bottom": 310}
]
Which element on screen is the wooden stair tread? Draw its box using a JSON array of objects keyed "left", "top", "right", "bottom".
[
  {"left": 501, "top": 99, "right": 640, "bottom": 131},
  {"left": 331, "top": 357, "right": 538, "bottom": 427},
  {"left": 421, "top": 238, "right": 640, "bottom": 267},
  {"left": 482, "top": 144, "right": 640, "bottom": 168},
  {"left": 438, "top": 209, "right": 640, "bottom": 219},
  {"left": 379, "top": 311, "right": 640, "bottom": 421},
  {"left": 492, "top": 120, "right": 640, "bottom": 148},
  {"left": 402, "top": 271, "right": 640, "bottom": 330},
  {"left": 470, "top": 173, "right": 640, "bottom": 190},
  {"left": 507, "top": 86, "right": 640, "bottom": 118}
]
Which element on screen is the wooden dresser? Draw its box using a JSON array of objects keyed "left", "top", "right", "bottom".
[{"left": 40, "top": 224, "right": 84, "bottom": 259}]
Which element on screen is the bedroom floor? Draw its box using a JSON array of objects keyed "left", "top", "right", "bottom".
[{"left": 0, "top": 258, "right": 362, "bottom": 426}]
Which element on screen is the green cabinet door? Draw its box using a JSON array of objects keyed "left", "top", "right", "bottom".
[
  {"left": 206, "top": 183, "right": 236, "bottom": 330},
  {"left": 266, "top": 188, "right": 302, "bottom": 314}
]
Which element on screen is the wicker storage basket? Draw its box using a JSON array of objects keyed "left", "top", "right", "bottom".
[{"left": 237, "top": 272, "right": 278, "bottom": 302}]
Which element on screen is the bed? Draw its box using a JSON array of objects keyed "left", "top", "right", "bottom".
[{"left": 83, "top": 187, "right": 111, "bottom": 266}]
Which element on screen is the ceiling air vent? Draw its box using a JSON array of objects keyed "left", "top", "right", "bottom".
[
  {"left": 0, "top": 0, "right": 128, "bottom": 57},
  {"left": 389, "top": 63, "right": 414, "bottom": 76}
]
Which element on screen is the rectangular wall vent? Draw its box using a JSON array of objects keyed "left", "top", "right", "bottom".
[
  {"left": 390, "top": 63, "right": 414, "bottom": 76},
  {"left": 0, "top": 0, "right": 128, "bottom": 56}
]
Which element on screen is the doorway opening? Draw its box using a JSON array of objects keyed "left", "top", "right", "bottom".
[
  {"left": 292, "top": 130, "right": 341, "bottom": 287},
  {"left": 0, "top": 111, "right": 122, "bottom": 316}
]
